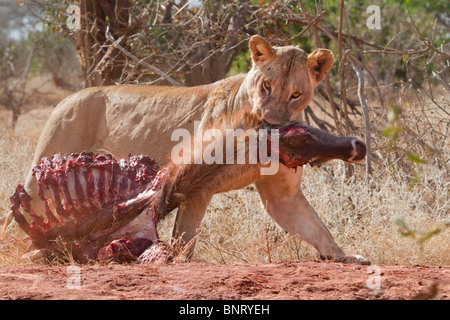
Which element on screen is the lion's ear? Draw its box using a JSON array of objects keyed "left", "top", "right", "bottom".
[
  {"left": 249, "top": 35, "right": 276, "bottom": 64},
  {"left": 307, "top": 49, "right": 334, "bottom": 83}
]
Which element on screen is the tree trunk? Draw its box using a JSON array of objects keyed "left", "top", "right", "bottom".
[
  {"left": 76, "top": 0, "right": 133, "bottom": 87},
  {"left": 184, "top": 1, "right": 250, "bottom": 86}
]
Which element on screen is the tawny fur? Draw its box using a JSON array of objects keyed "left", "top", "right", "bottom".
[{"left": 22, "top": 35, "right": 370, "bottom": 264}]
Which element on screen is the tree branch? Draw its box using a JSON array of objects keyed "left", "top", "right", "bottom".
[
  {"left": 105, "top": 30, "right": 181, "bottom": 86},
  {"left": 350, "top": 56, "right": 373, "bottom": 178}
]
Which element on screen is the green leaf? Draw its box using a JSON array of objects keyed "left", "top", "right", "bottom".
[
  {"left": 407, "top": 175, "right": 421, "bottom": 190},
  {"left": 417, "top": 228, "right": 441, "bottom": 245},
  {"left": 382, "top": 126, "right": 401, "bottom": 137},
  {"left": 400, "top": 230, "right": 415, "bottom": 237},
  {"left": 405, "top": 150, "right": 426, "bottom": 164},
  {"left": 394, "top": 217, "right": 415, "bottom": 238},
  {"left": 394, "top": 217, "right": 407, "bottom": 227},
  {"left": 382, "top": 125, "right": 402, "bottom": 149}
]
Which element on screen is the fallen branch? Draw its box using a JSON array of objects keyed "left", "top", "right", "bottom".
[
  {"left": 350, "top": 56, "right": 373, "bottom": 178},
  {"left": 289, "top": 10, "right": 326, "bottom": 42},
  {"left": 84, "top": 35, "right": 124, "bottom": 87},
  {"left": 105, "top": 30, "right": 181, "bottom": 86},
  {"left": 304, "top": 105, "right": 336, "bottom": 132}
]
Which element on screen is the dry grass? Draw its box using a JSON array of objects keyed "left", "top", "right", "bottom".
[
  {"left": 159, "top": 89, "right": 450, "bottom": 267},
  {"left": 183, "top": 159, "right": 449, "bottom": 266},
  {"left": 0, "top": 83, "right": 448, "bottom": 267},
  {"left": 0, "top": 118, "right": 36, "bottom": 266}
]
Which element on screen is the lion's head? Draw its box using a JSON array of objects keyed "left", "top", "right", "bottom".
[{"left": 243, "top": 35, "right": 334, "bottom": 125}]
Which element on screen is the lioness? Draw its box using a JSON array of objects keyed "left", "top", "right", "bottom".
[
  {"left": 12, "top": 123, "right": 366, "bottom": 263},
  {"left": 24, "top": 35, "right": 369, "bottom": 264}
]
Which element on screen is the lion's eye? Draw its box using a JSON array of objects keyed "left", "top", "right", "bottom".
[
  {"left": 263, "top": 81, "right": 271, "bottom": 89},
  {"left": 291, "top": 92, "right": 302, "bottom": 100}
]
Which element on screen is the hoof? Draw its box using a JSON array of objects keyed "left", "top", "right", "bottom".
[
  {"left": 22, "top": 248, "right": 49, "bottom": 261},
  {"left": 98, "top": 238, "right": 153, "bottom": 263},
  {"left": 137, "top": 241, "right": 171, "bottom": 264},
  {"left": 339, "top": 255, "right": 371, "bottom": 265}
]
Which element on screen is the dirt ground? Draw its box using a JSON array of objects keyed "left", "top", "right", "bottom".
[{"left": 0, "top": 261, "right": 448, "bottom": 300}]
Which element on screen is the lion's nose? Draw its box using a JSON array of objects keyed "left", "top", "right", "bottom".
[{"left": 263, "top": 110, "right": 290, "bottom": 126}]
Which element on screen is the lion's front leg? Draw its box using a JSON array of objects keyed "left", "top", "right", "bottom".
[
  {"left": 171, "top": 195, "right": 213, "bottom": 260},
  {"left": 254, "top": 166, "right": 370, "bottom": 265}
]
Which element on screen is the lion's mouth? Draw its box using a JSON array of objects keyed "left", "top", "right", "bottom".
[
  {"left": 279, "top": 127, "right": 312, "bottom": 168},
  {"left": 267, "top": 122, "right": 315, "bottom": 168}
]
